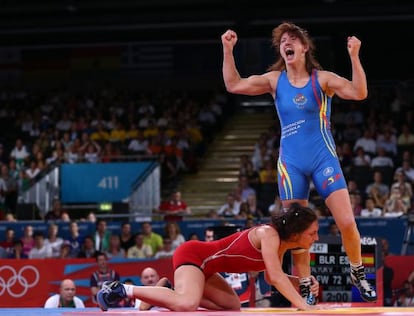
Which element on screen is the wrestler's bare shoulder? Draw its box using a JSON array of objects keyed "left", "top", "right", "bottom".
[
  {"left": 262, "top": 71, "right": 281, "bottom": 95},
  {"left": 251, "top": 224, "right": 277, "bottom": 238}
]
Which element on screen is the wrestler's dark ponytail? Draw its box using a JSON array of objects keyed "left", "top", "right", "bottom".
[{"left": 271, "top": 202, "right": 317, "bottom": 240}]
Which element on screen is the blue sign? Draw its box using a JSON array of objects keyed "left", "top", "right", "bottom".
[{"left": 60, "top": 162, "right": 154, "bottom": 203}]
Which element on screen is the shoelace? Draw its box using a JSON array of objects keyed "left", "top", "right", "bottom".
[
  {"left": 100, "top": 283, "right": 112, "bottom": 294},
  {"left": 359, "top": 279, "right": 374, "bottom": 292}
]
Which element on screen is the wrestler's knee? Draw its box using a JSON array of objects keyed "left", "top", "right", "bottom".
[
  {"left": 173, "top": 299, "right": 199, "bottom": 311},
  {"left": 337, "top": 218, "right": 358, "bottom": 234}
]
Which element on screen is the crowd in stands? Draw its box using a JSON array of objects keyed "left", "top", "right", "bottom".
[
  {"left": 0, "top": 218, "right": 191, "bottom": 261},
  {"left": 0, "top": 85, "right": 230, "bottom": 220}
]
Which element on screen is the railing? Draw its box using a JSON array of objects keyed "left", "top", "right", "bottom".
[
  {"left": 20, "top": 155, "right": 160, "bottom": 219},
  {"left": 21, "top": 166, "right": 60, "bottom": 218}
]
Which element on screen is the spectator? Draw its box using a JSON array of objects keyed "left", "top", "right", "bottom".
[
  {"left": 85, "top": 211, "right": 97, "bottom": 223},
  {"left": 67, "top": 221, "right": 84, "bottom": 258},
  {"left": 360, "top": 197, "right": 383, "bottom": 217},
  {"left": 0, "top": 227, "right": 15, "bottom": 255},
  {"left": 371, "top": 147, "right": 394, "bottom": 168},
  {"left": 365, "top": 171, "right": 390, "bottom": 209},
  {"left": 352, "top": 147, "right": 371, "bottom": 167},
  {"left": 204, "top": 227, "right": 215, "bottom": 242},
  {"left": 25, "top": 160, "right": 41, "bottom": 180},
  {"left": 126, "top": 232, "right": 153, "bottom": 259},
  {"left": 44, "top": 279, "right": 85, "bottom": 308},
  {"left": 217, "top": 192, "right": 241, "bottom": 218},
  {"left": 376, "top": 129, "right": 397, "bottom": 158},
  {"left": 240, "top": 159, "right": 260, "bottom": 194},
  {"left": 328, "top": 222, "right": 340, "bottom": 237},
  {"left": 395, "top": 160, "right": 414, "bottom": 184},
  {"left": 353, "top": 129, "right": 377, "bottom": 157},
  {"left": 135, "top": 267, "right": 171, "bottom": 310},
  {"left": 4, "top": 212, "right": 17, "bottom": 222},
  {"left": 0, "top": 173, "right": 7, "bottom": 209},
  {"left": 20, "top": 224, "right": 34, "bottom": 257},
  {"left": 128, "top": 133, "right": 150, "bottom": 155},
  {"left": 77, "top": 235, "right": 96, "bottom": 258},
  {"left": 397, "top": 124, "right": 414, "bottom": 146},
  {"left": 268, "top": 195, "right": 283, "bottom": 216},
  {"left": 349, "top": 191, "right": 363, "bottom": 217},
  {"left": 154, "top": 237, "right": 175, "bottom": 259},
  {"left": 28, "top": 231, "right": 53, "bottom": 259},
  {"left": 9, "top": 138, "right": 29, "bottom": 170},
  {"left": 8, "top": 239, "right": 28, "bottom": 259},
  {"left": 383, "top": 186, "right": 409, "bottom": 217},
  {"left": 93, "top": 219, "right": 112, "bottom": 252},
  {"left": 157, "top": 190, "right": 192, "bottom": 221},
  {"left": 391, "top": 171, "right": 413, "bottom": 204},
  {"left": 141, "top": 221, "right": 163, "bottom": 254},
  {"left": 237, "top": 175, "right": 256, "bottom": 203},
  {"left": 0, "top": 164, "right": 18, "bottom": 213},
  {"left": 58, "top": 241, "right": 72, "bottom": 259},
  {"left": 105, "top": 234, "right": 125, "bottom": 259},
  {"left": 80, "top": 140, "right": 101, "bottom": 163},
  {"left": 394, "top": 280, "right": 414, "bottom": 307},
  {"left": 187, "top": 232, "right": 199, "bottom": 241},
  {"left": 163, "top": 221, "right": 185, "bottom": 250},
  {"left": 44, "top": 198, "right": 69, "bottom": 221},
  {"left": 241, "top": 192, "right": 266, "bottom": 219},
  {"left": 90, "top": 252, "right": 120, "bottom": 305},
  {"left": 119, "top": 222, "right": 135, "bottom": 253},
  {"left": 44, "top": 223, "right": 64, "bottom": 258}
]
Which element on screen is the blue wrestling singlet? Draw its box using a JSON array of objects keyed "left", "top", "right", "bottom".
[{"left": 275, "top": 69, "right": 347, "bottom": 201}]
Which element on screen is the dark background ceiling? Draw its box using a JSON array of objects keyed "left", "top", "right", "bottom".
[
  {"left": 1, "top": 0, "right": 413, "bottom": 45},
  {"left": 0, "top": 0, "right": 413, "bottom": 80}
]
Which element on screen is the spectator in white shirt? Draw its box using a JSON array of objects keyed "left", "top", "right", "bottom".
[
  {"left": 371, "top": 147, "right": 394, "bottom": 168},
  {"left": 353, "top": 130, "right": 377, "bottom": 157},
  {"left": 395, "top": 160, "right": 414, "bottom": 183},
  {"left": 217, "top": 192, "right": 240, "bottom": 218},
  {"left": 353, "top": 147, "right": 371, "bottom": 167},
  {"left": 10, "top": 138, "right": 29, "bottom": 170},
  {"left": 29, "top": 231, "right": 53, "bottom": 259},
  {"left": 360, "top": 197, "right": 383, "bottom": 217},
  {"left": 44, "top": 279, "right": 85, "bottom": 308}
]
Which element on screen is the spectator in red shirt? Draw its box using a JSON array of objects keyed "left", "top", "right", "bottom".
[{"left": 156, "top": 190, "right": 192, "bottom": 221}]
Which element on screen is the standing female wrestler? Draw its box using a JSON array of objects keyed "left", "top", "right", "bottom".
[
  {"left": 221, "top": 22, "right": 376, "bottom": 303},
  {"left": 97, "top": 203, "right": 321, "bottom": 311}
]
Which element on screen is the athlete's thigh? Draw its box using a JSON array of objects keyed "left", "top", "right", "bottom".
[
  {"left": 203, "top": 273, "right": 239, "bottom": 307},
  {"left": 312, "top": 157, "right": 347, "bottom": 199},
  {"left": 278, "top": 159, "right": 309, "bottom": 200},
  {"left": 173, "top": 265, "right": 205, "bottom": 299}
]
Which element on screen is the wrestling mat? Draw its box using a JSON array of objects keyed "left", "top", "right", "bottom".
[{"left": 0, "top": 307, "right": 413, "bottom": 316}]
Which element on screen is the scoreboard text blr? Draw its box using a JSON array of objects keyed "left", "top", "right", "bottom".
[{"left": 309, "top": 236, "right": 378, "bottom": 303}]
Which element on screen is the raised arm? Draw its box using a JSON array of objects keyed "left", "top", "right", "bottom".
[
  {"left": 324, "top": 35, "right": 367, "bottom": 100},
  {"left": 221, "top": 29, "right": 275, "bottom": 96}
]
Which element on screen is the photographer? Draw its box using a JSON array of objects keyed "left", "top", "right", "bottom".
[{"left": 394, "top": 280, "right": 414, "bottom": 307}]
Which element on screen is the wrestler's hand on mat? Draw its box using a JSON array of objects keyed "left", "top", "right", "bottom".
[{"left": 299, "top": 303, "right": 331, "bottom": 311}]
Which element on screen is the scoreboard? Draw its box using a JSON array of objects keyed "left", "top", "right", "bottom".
[{"left": 308, "top": 236, "right": 378, "bottom": 303}]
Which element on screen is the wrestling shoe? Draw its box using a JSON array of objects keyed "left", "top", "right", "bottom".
[
  {"left": 299, "top": 277, "right": 317, "bottom": 305},
  {"left": 97, "top": 281, "right": 127, "bottom": 311},
  {"left": 350, "top": 265, "right": 377, "bottom": 302}
]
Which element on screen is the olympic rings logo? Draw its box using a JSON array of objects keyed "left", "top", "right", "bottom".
[{"left": 0, "top": 265, "right": 40, "bottom": 298}]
